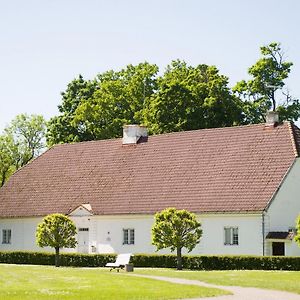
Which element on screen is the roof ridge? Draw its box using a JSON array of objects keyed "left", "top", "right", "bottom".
[
  {"left": 54, "top": 122, "right": 272, "bottom": 147},
  {"left": 149, "top": 122, "right": 267, "bottom": 138},
  {"left": 53, "top": 136, "right": 121, "bottom": 148}
]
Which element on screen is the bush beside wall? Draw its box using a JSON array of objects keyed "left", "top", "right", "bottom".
[
  {"left": 132, "top": 254, "right": 300, "bottom": 270},
  {"left": 0, "top": 251, "right": 54, "bottom": 265},
  {"left": 0, "top": 251, "right": 300, "bottom": 270},
  {"left": 0, "top": 251, "right": 115, "bottom": 267}
]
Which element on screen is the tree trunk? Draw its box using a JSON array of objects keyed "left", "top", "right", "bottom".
[
  {"left": 55, "top": 247, "right": 60, "bottom": 267},
  {"left": 1, "top": 168, "right": 9, "bottom": 187},
  {"left": 1, "top": 172, "right": 6, "bottom": 187},
  {"left": 176, "top": 247, "right": 182, "bottom": 270}
]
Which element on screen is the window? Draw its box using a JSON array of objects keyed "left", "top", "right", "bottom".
[
  {"left": 123, "top": 229, "right": 134, "bottom": 245},
  {"left": 224, "top": 227, "right": 238, "bottom": 245},
  {"left": 78, "top": 228, "right": 89, "bottom": 232},
  {"left": 2, "top": 229, "right": 11, "bottom": 244}
]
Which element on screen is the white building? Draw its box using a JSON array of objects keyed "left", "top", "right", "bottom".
[{"left": 1, "top": 115, "right": 300, "bottom": 256}]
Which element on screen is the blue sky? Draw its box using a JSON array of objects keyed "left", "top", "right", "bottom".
[{"left": 1, "top": 0, "right": 299, "bottom": 131}]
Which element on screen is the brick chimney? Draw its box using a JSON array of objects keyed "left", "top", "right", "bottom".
[
  {"left": 266, "top": 111, "right": 279, "bottom": 127},
  {"left": 122, "top": 125, "right": 148, "bottom": 144}
]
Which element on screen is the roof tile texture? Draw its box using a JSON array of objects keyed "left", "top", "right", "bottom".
[{"left": 0, "top": 122, "right": 298, "bottom": 217}]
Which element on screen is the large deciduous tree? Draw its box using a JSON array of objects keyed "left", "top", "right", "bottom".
[
  {"left": 47, "top": 49, "right": 298, "bottom": 144},
  {"left": 47, "top": 63, "right": 158, "bottom": 145},
  {"left": 47, "top": 61, "right": 244, "bottom": 145},
  {"left": 152, "top": 207, "right": 202, "bottom": 270},
  {"left": 0, "top": 135, "right": 16, "bottom": 187},
  {"left": 0, "top": 114, "right": 46, "bottom": 186},
  {"left": 144, "top": 60, "right": 243, "bottom": 134},
  {"left": 46, "top": 75, "right": 98, "bottom": 145},
  {"left": 5, "top": 113, "right": 46, "bottom": 168},
  {"left": 36, "top": 214, "right": 77, "bottom": 267},
  {"left": 233, "top": 42, "right": 300, "bottom": 123}
]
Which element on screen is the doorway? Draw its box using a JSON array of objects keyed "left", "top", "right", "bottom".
[
  {"left": 78, "top": 228, "right": 89, "bottom": 253},
  {"left": 272, "top": 242, "right": 285, "bottom": 256}
]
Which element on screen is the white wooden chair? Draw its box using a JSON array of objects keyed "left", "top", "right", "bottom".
[{"left": 106, "top": 253, "right": 132, "bottom": 272}]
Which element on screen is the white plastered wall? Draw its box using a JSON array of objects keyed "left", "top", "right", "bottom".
[
  {"left": 0, "top": 213, "right": 263, "bottom": 255},
  {"left": 265, "top": 158, "right": 300, "bottom": 256},
  {"left": 199, "top": 214, "right": 263, "bottom": 255},
  {"left": 0, "top": 217, "right": 44, "bottom": 251},
  {"left": 75, "top": 213, "right": 263, "bottom": 255},
  {"left": 65, "top": 213, "right": 263, "bottom": 255},
  {"left": 0, "top": 214, "right": 262, "bottom": 255}
]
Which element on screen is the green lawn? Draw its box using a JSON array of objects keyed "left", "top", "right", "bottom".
[
  {"left": 0, "top": 264, "right": 228, "bottom": 300},
  {"left": 135, "top": 268, "right": 300, "bottom": 294}
]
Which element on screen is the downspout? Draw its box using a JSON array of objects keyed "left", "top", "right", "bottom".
[{"left": 262, "top": 210, "right": 265, "bottom": 256}]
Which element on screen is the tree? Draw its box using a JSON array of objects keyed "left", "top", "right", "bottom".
[
  {"left": 47, "top": 61, "right": 244, "bottom": 144},
  {"left": 152, "top": 207, "right": 202, "bottom": 270},
  {"left": 47, "top": 63, "right": 158, "bottom": 145},
  {"left": 233, "top": 42, "right": 300, "bottom": 123},
  {"left": 46, "top": 75, "right": 98, "bottom": 145},
  {"left": 5, "top": 114, "right": 46, "bottom": 169},
  {"left": 144, "top": 60, "right": 243, "bottom": 134},
  {"left": 0, "top": 114, "right": 46, "bottom": 186},
  {"left": 0, "top": 135, "right": 16, "bottom": 187},
  {"left": 36, "top": 214, "right": 77, "bottom": 267}
]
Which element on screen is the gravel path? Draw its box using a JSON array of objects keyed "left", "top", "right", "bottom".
[{"left": 128, "top": 274, "right": 300, "bottom": 300}]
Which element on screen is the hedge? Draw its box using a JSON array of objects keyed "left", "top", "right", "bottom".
[
  {"left": 132, "top": 254, "right": 300, "bottom": 270},
  {"left": 0, "top": 251, "right": 115, "bottom": 267},
  {"left": 0, "top": 251, "right": 300, "bottom": 270}
]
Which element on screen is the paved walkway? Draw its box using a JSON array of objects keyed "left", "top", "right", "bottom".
[{"left": 128, "top": 274, "right": 300, "bottom": 300}]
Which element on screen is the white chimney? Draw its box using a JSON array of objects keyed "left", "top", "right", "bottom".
[
  {"left": 122, "top": 125, "right": 148, "bottom": 144},
  {"left": 266, "top": 111, "right": 279, "bottom": 127}
]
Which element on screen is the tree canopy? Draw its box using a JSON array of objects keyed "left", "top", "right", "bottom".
[
  {"left": 47, "top": 63, "right": 158, "bottom": 145},
  {"left": 0, "top": 114, "right": 46, "bottom": 187},
  {"left": 47, "top": 60, "right": 244, "bottom": 145},
  {"left": 5, "top": 114, "right": 46, "bottom": 168},
  {"left": 45, "top": 43, "right": 300, "bottom": 146},
  {"left": 233, "top": 42, "right": 300, "bottom": 123},
  {"left": 0, "top": 135, "right": 15, "bottom": 187},
  {"left": 36, "top": 214, "right": 77, "bottom": 267},
  {"left": 144, "top": 60, "right": 243, "bottom": 134},
  {"left": 152, "top": 207, "right": 202, "bottom": 270}
]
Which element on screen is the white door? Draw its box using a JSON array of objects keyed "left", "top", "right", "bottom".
[{"left": 78, "top": 228, "right": 89, "bottom": 253}]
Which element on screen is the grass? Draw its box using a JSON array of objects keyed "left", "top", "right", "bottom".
[
  {"left": 135, "top": 268, "right": 300, "bottom": 294},
  {"left": 0, "top": 264, "right": 228, "bottom": 300}
]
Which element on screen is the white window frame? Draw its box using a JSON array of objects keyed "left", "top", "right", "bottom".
[
  {"left": 2, "top": 229, "right": 11, "bottom": 244},
  {"left": 123, "top": 228, "right": 135, "bottom": 245},
  {"left": 224, "top": 227, "right": 238, "bottom": 245}
]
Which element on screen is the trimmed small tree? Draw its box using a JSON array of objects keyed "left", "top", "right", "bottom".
[
  {"left": 36, "top": 214, "right": 77, "bottom": 267},
  {"left": 152, "top": 207, "right": 202, "bottom": 270}
]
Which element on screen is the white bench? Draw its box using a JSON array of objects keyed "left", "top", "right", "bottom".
[{"left": 106, "top": 253, "right": 132, "bottom": 272}]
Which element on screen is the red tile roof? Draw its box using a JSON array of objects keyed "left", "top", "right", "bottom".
[{"left": 0, "top": 122, "right": 299, "bottom": 217}]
